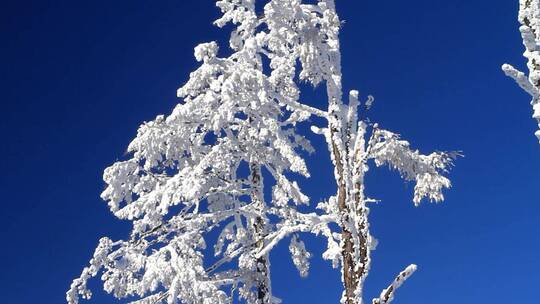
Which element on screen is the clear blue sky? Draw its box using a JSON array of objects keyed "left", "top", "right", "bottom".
[{"left": 2, "top": 1, "right": 539, "bottom": 303}]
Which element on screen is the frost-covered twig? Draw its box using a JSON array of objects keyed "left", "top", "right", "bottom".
[
  {"left": 372, "top": 264, "right": 417, "bottom": 304},
  {"left": 503, "top": 64, "right": 538, "bottom": 96}
]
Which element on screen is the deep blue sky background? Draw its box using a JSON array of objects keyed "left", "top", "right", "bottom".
[{"left": 2, "top": 1, "right": 539, "bottom": 303}]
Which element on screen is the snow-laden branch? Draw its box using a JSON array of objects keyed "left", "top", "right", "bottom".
[
  {"left": 503, "top": 63, "right": 538, "bottom": 96},
  {"left": 254, "top": 213, "right": 337, "bottom": 259},
  {"left": 367, "top": 127, "right": 457, "bottom": 205},
  {"left": 503, "top": 0, "right": 540, "bottom": 142},
  {"left": 372, "top": 264, "right": 417, "bottom": 304},
  {"left": 277, "top": 94, "right": 328, "bottom": 119}
]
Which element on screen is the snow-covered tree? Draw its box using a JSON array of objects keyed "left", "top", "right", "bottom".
[
  {"left": 503, "top": 0, "right": 540, "bottom": 143},
  {"left": 67, "top": 2, "right": 316, "bottom": 303},
  {"left": 68, "top": 1, "right": 457, "bottom": 304}
]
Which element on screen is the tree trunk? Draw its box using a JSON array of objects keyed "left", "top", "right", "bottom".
[
  {"left": 250, "top": 163, "right": 271, "bottom": 304},
  {"left": 330, "top": 130, "right": 359, "bottom": 304},
  {"left": 330, "top": 121, "right": 370, "bottom": 304}
]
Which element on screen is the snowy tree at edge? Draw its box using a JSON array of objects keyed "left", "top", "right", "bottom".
[{"left": 503, "top": 0, "right": 540, "bottom": 143}]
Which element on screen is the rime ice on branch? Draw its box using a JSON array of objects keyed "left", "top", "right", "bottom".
[
  {"left": 68, "top": 1, "right": 457, "bottom": 304},
  {"left": 503, "top": 0, "right": 540, "bottom": 142}
]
